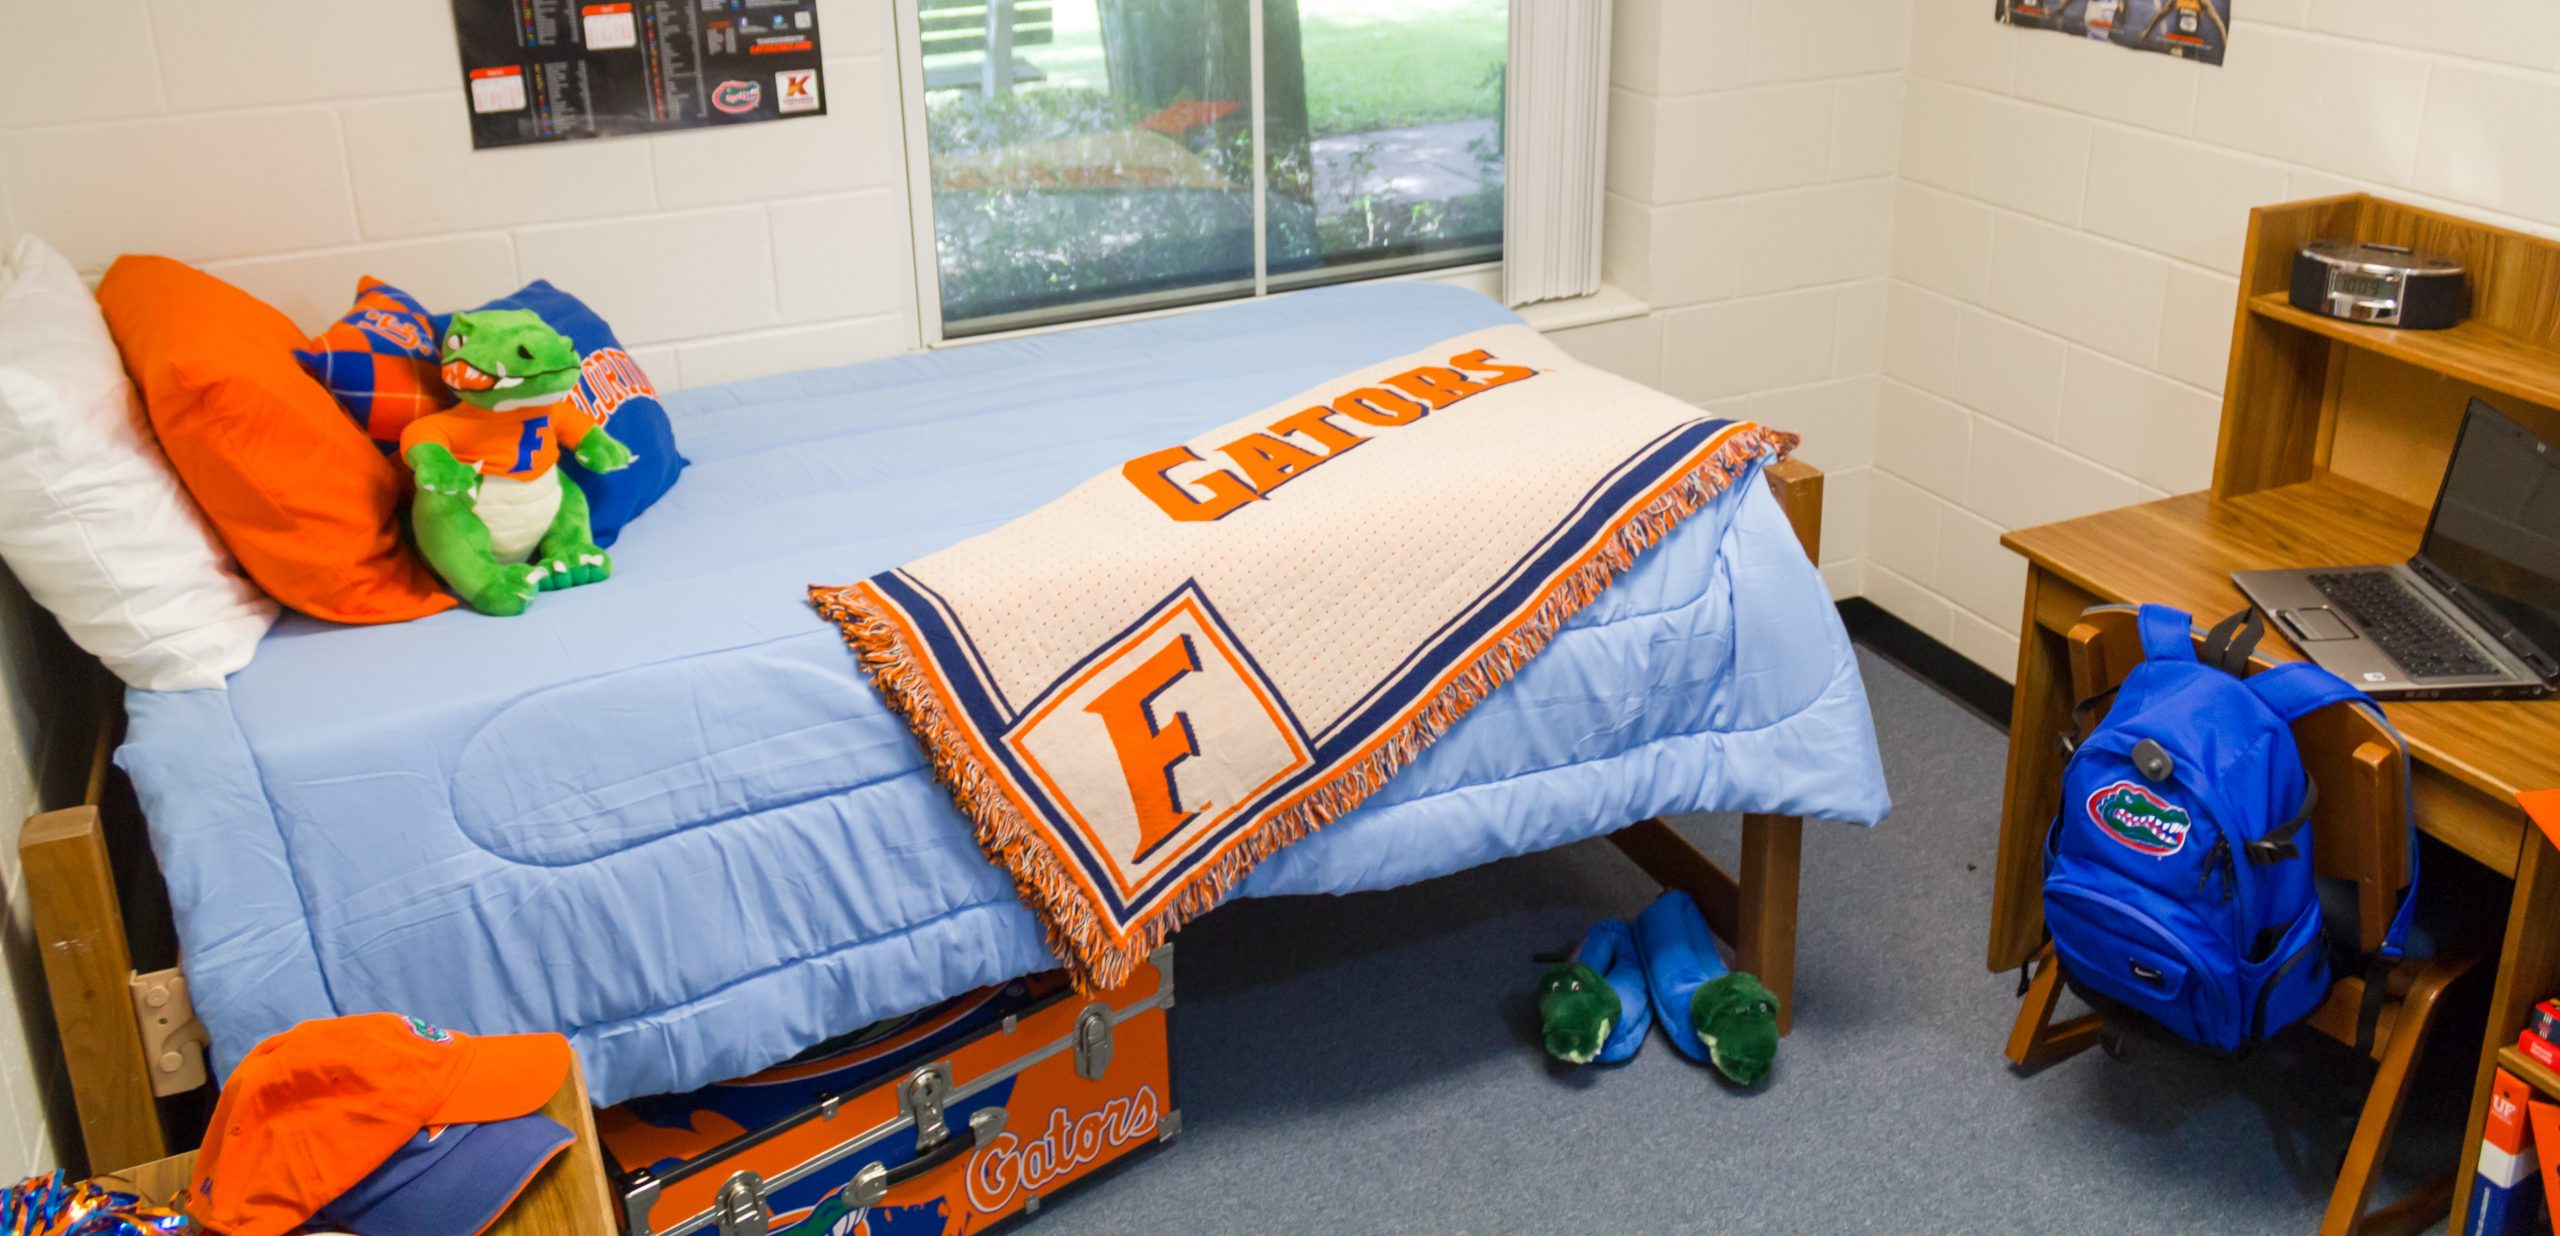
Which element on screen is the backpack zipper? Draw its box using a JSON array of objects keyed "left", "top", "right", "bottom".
[{"left": 2191, "top": 836, "right": 2235, "bottom": 905}]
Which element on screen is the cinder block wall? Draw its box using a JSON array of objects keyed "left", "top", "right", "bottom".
[
  {"left": 1876, "top": 0, "right": 2560, "bottom": 678},
  {"left": 0, "top": 0, "right": 914, "bottom": 390},
  {"left": 1570, "top": 0, "right": 1910, "bottom": 599}
]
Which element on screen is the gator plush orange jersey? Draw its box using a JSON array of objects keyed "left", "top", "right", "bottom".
[{"left": 399, "top": 398, "right": 600, "bottom": 482}]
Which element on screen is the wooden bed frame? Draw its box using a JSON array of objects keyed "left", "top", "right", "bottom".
[{"left": 23, "top": 459, "right": 1828, "bottom": 1177}]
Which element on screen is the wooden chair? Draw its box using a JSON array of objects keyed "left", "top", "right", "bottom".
[{"left": 2006, "top": 608, "right": 2491, "bottom": 1236}]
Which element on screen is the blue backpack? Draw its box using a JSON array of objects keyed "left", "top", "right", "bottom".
[{"left": 2042, "top": 604, "right": 2417, "bottom": 1055}]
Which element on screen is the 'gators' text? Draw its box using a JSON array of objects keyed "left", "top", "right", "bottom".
[{"left": 1122, "top": 348, "right": 1536, "bottom": 522}]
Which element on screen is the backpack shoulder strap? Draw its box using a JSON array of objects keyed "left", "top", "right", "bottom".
[
  {"left": 2246, "top": 665, "right": 2423, "bottom": 1036},
  {"left": 2236, "top": 662, "right": 2390, "bottom": 872},
  {"left": 2242, "top": 660, "right": 2369, "bottom": 722},
  {"left": 2136, "top": 604, "right": 2198, "bottom": 663},
  {"left": 2200, "top": 607, "right": 2267, "bottom": 675}
]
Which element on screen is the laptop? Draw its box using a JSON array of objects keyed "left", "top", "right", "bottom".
[{"left": 2232, "top": 398, "right": 2560, "bottom": 700}]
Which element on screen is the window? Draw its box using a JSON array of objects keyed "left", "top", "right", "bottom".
[{"left": 903, "top": 0, "right": 1508, "bottom": 338}]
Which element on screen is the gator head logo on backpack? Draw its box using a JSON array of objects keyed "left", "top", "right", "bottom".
[{"left": 2086, "top": 781, "right": 2192, "bottom": 857}]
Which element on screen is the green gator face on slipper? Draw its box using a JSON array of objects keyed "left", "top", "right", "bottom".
[
  {"left": 1692, "top": 972, "right": 1780, "bottom": 1085},
  {"left": 1536, "top": 961, "right": 1619, "bottom": 1064}
]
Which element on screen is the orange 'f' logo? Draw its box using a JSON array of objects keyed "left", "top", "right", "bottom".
[{"left": 1086, "top": 635, "right": 1205, "bottom": 859}]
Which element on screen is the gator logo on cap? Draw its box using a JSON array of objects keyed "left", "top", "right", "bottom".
[
  {"left": 2086, "top": 780, "right": 2191, "bottom": 858},
  {"left": 404, "top": 1015, "right": 454, "bottom": 1043}
]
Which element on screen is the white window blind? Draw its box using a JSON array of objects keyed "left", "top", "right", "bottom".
[{"left": 1501, "top": 0, "right": 1612, "bottom": 307}]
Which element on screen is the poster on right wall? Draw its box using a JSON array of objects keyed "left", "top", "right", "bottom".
[{"left": 1994, "top": 0, "right": 2231, "bottom": 65}]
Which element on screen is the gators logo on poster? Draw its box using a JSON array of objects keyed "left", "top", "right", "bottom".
[
  {"left": 712, "top": 79, "right": 762, "bottom": 114},
  {"left": 2086, "top": 781, "right": 2191, "bottom": 857}
]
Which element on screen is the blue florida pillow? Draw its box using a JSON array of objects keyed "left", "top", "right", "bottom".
[{"left": 436, "top": 281, "right": 684, "bottom": 545}]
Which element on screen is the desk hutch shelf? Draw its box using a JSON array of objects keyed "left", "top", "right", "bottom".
[
  {"left": 2496, "top": 1045, "right": 2560, "bottom": 1105},
  {"left": 2220, "top": 194, "right": 2560, "bottom": 509}
]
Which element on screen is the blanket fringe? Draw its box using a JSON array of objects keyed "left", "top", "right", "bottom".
[{"left": 812, "top": 423, "right": 1799, "bottom": 992}]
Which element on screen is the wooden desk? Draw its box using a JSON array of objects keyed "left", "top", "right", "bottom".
[
  {"left": 1992, "top": 478, "right": 2560, "bottom": 1236},
  {"left": 1988, "top": 472, "right": 2560, "bottom": 975},
  {"left": 1994, "top": 479, "right": 2560, "bottom": 1234},
  {"left": 2468, "top": 798, "right": 2560, "bottom": 1228},
  {"left": 1990, "top": 191, "right": 2560, "bottom": 1234}
]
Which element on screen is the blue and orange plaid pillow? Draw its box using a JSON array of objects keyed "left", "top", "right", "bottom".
[{"left": 293, "top": 278, "right": 451, "bottom": 451}]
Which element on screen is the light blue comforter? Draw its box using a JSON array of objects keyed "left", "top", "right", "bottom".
[{"left": 118, "top": 283, "right": 1888, "bottom": 1106}]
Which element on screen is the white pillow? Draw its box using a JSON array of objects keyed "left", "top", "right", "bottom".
[{"left": 0, "top": 236, "right": 276, "bottom": 690}]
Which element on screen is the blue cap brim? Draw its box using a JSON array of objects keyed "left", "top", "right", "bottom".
[{"left": 320, "top": 1114, "right": 574, "bottom": 1236}]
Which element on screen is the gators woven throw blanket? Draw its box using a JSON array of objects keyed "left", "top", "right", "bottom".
[{"left": 812, "top": 324, "right": 1795, "bottom": 990}]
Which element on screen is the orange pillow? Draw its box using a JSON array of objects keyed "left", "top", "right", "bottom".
[{"left": 98, "top": 257, "right": 453, "bottom": 624}]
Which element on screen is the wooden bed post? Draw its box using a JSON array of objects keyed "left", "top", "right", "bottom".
[
  {"left": 1761, "top": 457, "right": 1824, "bottom": 565},
  {"left": 1736, "top": 813, "right": 1804, "bottom": 1035},
  {"left": 23, "top": 803, "right": 167, "bottom": 1173},
  {"left": 1606, "top": 458, "right": 1822, "bottom": 1036},
  {"left": 18, "top": 698, "right": 201, "bottom": 1177}
]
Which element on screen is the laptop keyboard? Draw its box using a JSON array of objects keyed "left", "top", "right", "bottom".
[{"left": 2307, "top": 572, "right": 2499, "bottom": 680}]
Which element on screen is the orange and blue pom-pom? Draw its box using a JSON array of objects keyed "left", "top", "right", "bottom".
[{"left": 0, "top": 1173, "right": 189, "bottom": 1235}]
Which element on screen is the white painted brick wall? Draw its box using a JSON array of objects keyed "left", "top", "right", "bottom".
[
  {"left": 149, "top": 1, "right": 464, "bottom": 107},
  {"left": 1595, "top": 0, "right": 1910, "bottom": 601},
  {"left": 0, "top": 0, "right": 915, "bottom": 400},
  {"left": 1878, "top": 0, "right": 2560, "bottom": 681}
]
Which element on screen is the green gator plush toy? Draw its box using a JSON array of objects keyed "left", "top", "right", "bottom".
[{"left": 401, "top": 309, "right": 633, "bottom": 616}]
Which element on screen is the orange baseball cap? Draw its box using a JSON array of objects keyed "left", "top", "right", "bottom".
[{"left": 190, "top": 1013, "right": 570, "bottom": 1236}]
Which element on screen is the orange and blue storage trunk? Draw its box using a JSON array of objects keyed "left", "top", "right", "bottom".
[{"left": 599, "top": 948, "right": 1175, "bottom": 1234}]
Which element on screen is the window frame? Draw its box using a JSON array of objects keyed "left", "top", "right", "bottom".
[{"left": 890, "top": 0, "right": 1505, "bottom": 349}]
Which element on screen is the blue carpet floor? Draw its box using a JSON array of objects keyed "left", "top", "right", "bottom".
[{"left": 1029, "top": 649, "right": 2483, "bottom": 1234}]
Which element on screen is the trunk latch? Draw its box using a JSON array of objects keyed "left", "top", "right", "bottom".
[
  {"left": 712, "top": 1170, "right": 772, "bottom": 1236},
  {"left": 1073, "top": 1003, "right": 1114, "bottom": 1080},
  {"left": 900, "top": 1063, "right": 955, "bottom": 1149}
]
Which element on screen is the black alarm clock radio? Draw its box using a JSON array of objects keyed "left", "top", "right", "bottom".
[{"left": 2288, "top": 241, "right": 2468, "bottom": 330}]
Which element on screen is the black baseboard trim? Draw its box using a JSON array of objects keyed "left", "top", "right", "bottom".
[{"left": 1837, "top": 598, "right": 2014, "bottom": 730}]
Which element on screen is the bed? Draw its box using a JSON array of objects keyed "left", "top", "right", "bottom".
[{"left": 40, "top": 281, "right": 1886, "bottom": 1156}]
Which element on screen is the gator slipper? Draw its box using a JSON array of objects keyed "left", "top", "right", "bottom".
[
  {"left": 1632, "top": 890, "right": 1780, "bottom": 1085},
  {"left": 1536, "top": 918, "right": 1651, "bottom": 1064}
]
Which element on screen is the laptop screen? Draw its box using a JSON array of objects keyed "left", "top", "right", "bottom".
[{"left": 2418, "top": 399, "right": 2560, "bottom": 662}]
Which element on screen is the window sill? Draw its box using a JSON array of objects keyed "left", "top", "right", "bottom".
[
  {"left": 1513, "top": 283, "right": 1650, "bottom": 333},
  {"left": 928, "top": 273, "right": 1649, "bottom": 351}
]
